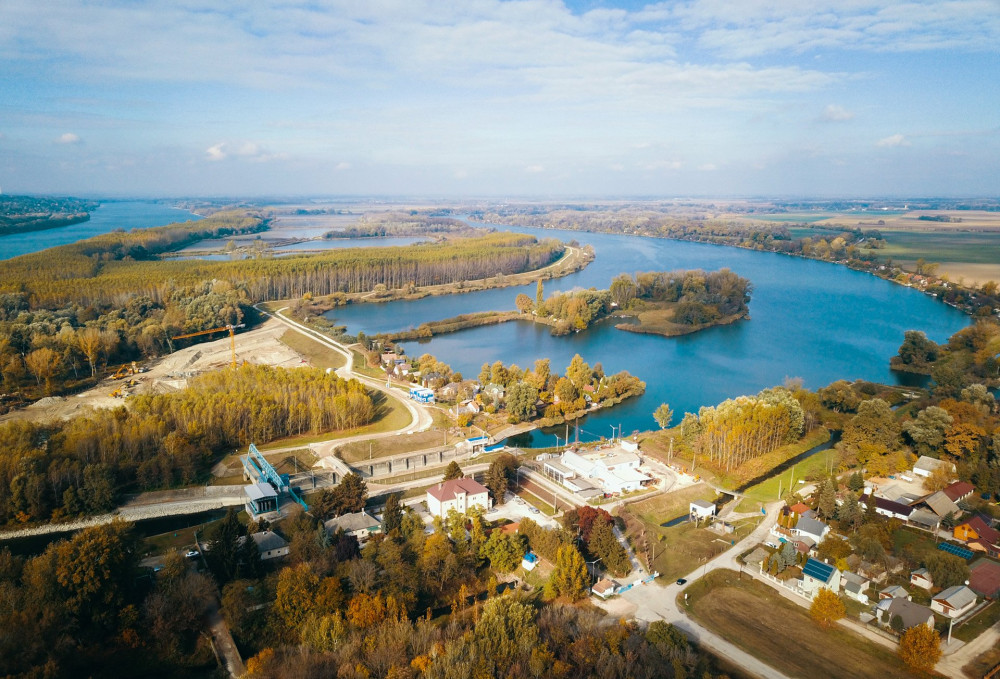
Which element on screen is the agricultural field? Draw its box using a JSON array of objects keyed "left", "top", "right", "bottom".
[{"left": 684, "top": 570, "right": 919, "bottom": 679}]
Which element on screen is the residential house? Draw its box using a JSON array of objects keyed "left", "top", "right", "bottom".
[
  {"left": 450, "top": 399, "right": 481, "bottom": 418},
  {"left": 969, "top": 559, "right": 1000, "bottom": 600},
  {"left": 789, "top": 502, "right": 812, "bottom": 516},
  {"left": 521, "top": 552, "right": 538, "bottom": 571},
  {"left": 879, "top": 585, "right": 908, "bottom": 600},
  {"left": 792, "top": 536, "right": 817, "bottom": 557},
  {"left": 249, "top": 531, "right": 289, "bottom": 560},
  {"left": 426, "top": 477, "right": 491, "bottom": 517},
  {"left": 910, "top": 568, "right": 934, "bottom": 590},
  {"left": 876, "top": 598, "right": 935, "bottom": 630},
  {"left": 380, "top": 352, "right": 399, "bottom": 366},
  {"left": 592, "top": 578, "right": 618, "bottom": 598},
  {"left": 792, "top": 516, "right": 830, "bottom": 544},
  {"left": 943, "top": 481, "right": 975, "bottom": 504},
  {"left": 921, "top": 491, "right": 961, "bottom": 518},
  {"left": 841, "top": 572, "right": 871, "bottom": 604},
  {"left": 482, "top": 383, "right": 505, "bottom": 405},
  {"left": 912, "top": 455, "right": 956, "bottom": 479},
  {"left": 931, "top": 585, "right": 978, "bottom": 618},
  {"left": 860, "top": 494, "right": 914, "bottom": 521},
  {"left": 846, "top": 555, "right": 887, "bottom": 584},
  {"left": 801, "top": 558, "right": 841, "bottom": 598},
  {"left": 954, "top": 516, "right": 1000, "bottom": 557},
  {"left": 324, "top": 511, "right": 382, "bottom": 543}
]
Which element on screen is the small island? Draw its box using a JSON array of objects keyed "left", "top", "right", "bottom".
[{"left": 0, "top": 195, "right": 97, "bottom": 237}]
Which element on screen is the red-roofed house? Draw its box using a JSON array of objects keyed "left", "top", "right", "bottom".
[
  {"left": 789, "top": 503, "right": 811, "bottom": 515},
  {"left": 426, "top": 477, "right": 491, "bottom": 517},
  {"left": 943, "top": 481, "right": 975, "bottom": 503},
  {"left": 955, "top": 516, "right": 1000, "bottom": 557}
]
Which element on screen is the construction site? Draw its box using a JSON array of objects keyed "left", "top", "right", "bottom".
[{"left": 0, "top": 319, "right": 306, "bottom": 423}]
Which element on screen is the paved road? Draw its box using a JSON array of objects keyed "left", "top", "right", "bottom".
[{"left": 615, "top": 499, "right": 792, "bottom": 679}]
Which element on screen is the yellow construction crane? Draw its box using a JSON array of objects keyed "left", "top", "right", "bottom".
[{"left": 171, "top": 323, "right": 246, "bottom": 368}]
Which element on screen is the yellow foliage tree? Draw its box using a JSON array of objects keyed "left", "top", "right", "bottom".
[
  {"left": 898, "top": 624, "right": 941, "bottom": 672},
  {"left": 808, "top": 588, "right": 845, "bottom": 628}
]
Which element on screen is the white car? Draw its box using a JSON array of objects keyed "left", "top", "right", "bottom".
[{"left": 185, "top": 550, "right": 200, "bottom": 559}]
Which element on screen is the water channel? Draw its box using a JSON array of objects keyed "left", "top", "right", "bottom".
[
  {"left": 0, "top": 201, "right": 202, "bottom": 260},
  {"left": 325, "top": 221, "right": 969, "bottom": 445}
]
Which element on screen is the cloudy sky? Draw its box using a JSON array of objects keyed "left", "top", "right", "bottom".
[{"left": 1, "top": 0, "right": 998, "bottom": 197}]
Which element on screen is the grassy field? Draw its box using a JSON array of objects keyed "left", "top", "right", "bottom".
[
  {"left": 954, "top": 600, "right": 1000, "bottom": 643},
  {"left": 684, "top": 570, "right": 919, "bottom": 679},
  {"left": 278, "top": 328, "right": 347, "bottom": 369},
  {"left": 963, "top": 646, "right": 1000, "bottom": 679},
  {"left": 735, "top": 429, "right": 835, "bottom": 510},
  {"left": 622, "top": 485, "right": 740, "bottom": 581},
  {"left": 338, "top": 428, "right": 450, "bottom": 463}
]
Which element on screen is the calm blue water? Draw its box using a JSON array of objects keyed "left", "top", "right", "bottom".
[
  {"left": 0, "top": 201, "right": 201, "bottom": 260},
  {"left": 325, "top": 222, "right": 969, "bottom": 444}
]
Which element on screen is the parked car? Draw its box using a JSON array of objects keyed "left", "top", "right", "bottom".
[
  {"left": 185, "top": 550, "right": 200, "bottom": 559},
  {"left": 676, "top": 578, "right": 687, "bottom": 585},
  {"left": 529, "top": 507, "right": 540, "bottom": 514}
]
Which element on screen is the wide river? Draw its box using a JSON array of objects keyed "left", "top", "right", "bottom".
[
  {"left": 325, "top": 221, "right": 970, "bottom": 445},
  {"left": 0, "top": 201, "right": 201, "bottom": 260}
]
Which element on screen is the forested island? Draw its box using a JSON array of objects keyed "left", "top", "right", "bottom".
[
  {"left": 0, "top": 195, "right": 98, "bottom": 236},
  {"left": 380, "top": 269, "right": 751, "bottom": 343}
]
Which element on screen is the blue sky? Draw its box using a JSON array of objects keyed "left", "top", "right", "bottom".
[{"left": 1, "top": 0, "right": 998, "bottom": 197}]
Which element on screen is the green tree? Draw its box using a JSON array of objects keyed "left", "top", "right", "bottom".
[
  {"left": 316, "top": 472, "right": 368, "bottom": 519},
  {"left": 52, "top": 520, "right": 138, "bottom": 626},
  {"left": 484, "top": 454, "right": 518, "bottom": 504},
  {"left": 515, "top": 293, "right": 534, "bottom": 314},
  {"left": 847, "top": 471, "right": 864, "bottom": 492},
  {"left": 209, "top": 508, "right": 245, "bottom": 583},
  {"left": 443, "top": 461, "right": 463, "bottom": 481},
  {"left": 836, "top": 492, "right": 862, "bottom": 532},
  {"left": 895, "top": 330, "right": 939, "bottom": 370},
  {"left": 536, "top": 279, "right": 544, "bottom": 305},
  {"left": 816, "top": 478, "right": 837, "bottom": 519},
  {"left": 588, "top": 516, "right": 631, "bottom": 577},
  {"left": 903, "top": 406, "right": 954, "bottom": 456},
  {"left": 274, "top": 563, "right": 321, "bottom": 632},
  {"left": 548, "top": 544, "right": 588, "bottom": 600},
  {"left": 505, "top": 381, "right": 538, "bottom": 422},
  {"left": 925, "top": 552, "right": 970, "bottom": 590},
  {"left": 653, "top": 403, "right": 674, "bottom": 430},
  {"left": 480, "top": 531, "right": 527, "bottom": 572},
  {"left": 609, "top": 273, "right": 637, "bottom": 308},
  {"left": 382, "top": 493, "right": 403, "bottom": 535}
]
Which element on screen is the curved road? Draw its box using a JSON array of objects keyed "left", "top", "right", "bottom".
[{"left": 257, "top": 306, "right": 435, "bottom": 460}]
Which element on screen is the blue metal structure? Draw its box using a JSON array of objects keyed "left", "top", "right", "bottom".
[
  {"left": 242, "top": 443, "right": 308, "bottom": 510},
  {"left": 938, "top": 542, "right": 974, "bottom": 560}
]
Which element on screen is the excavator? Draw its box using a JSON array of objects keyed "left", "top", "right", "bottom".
[{"left": 171, "top": 323, "right": 246, "bottom": 368}]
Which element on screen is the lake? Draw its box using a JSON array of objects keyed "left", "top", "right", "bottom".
[
  {"left": 0, "top": 200, "right": 201, "bottom": 260},
  {"left": 324, "top": 222, "right": 969, "bottom": 445}
]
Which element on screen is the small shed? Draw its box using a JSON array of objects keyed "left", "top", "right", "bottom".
[
  {"left": 592, "top": 578, "right": 619, "bottom": 598},
  {"left": 409, "top": 386, "right": 435, "bottom": 403},
  {"left": 244, "top": 482, "right": 278, "bottom": 517},
  {"left": 521, "top": 552, "right": 539, "bottom": 571}
]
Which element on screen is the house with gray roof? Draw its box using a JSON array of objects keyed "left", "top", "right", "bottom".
[
  {"left": 841, "top": 571, "right": 870, "bottom": 604},
  {"left": 792, "top": 516, "right": 830, "bottom": 544},
  {"left": 879, "top": 584, "right": 908, "bottom": 600},
  {"left": 250, "top": 530, "right": 289, "bottom": 560},
  {"left": 876, "top": 597, "right": 934, "bottom": 631},
  {"left": 922, "top": 490, "right": 961, "bottom": 518},
  {"left": 324, "top": 511, "right": 382, "bottom": 543},
  {"left": 931, "top": 585, "right": 978, "bottom": 618},
  {"left": 913, "top": 455, "right": 956, "bottom": 479}
]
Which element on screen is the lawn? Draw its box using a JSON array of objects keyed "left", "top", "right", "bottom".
[
  {"left": 954, "top": 600, "right": 1000, "bottom": 643},
  {"left": 338, "top": 428, "right": 451, "bottom": 463},
  {"left": 278, "top": 328, "right": 346, "bottom": 370},
  {"left": 878, "top": 229, "right": 1000, "bottom": 284},
  {"left": 735, "top": 429, "right": 835, "bottom": 510},
  {"left": 621, "top": 485, "right": 735, "bottom": 581},
  {"left": 684, "top": 570, "right": 920, "bottom": 679}
]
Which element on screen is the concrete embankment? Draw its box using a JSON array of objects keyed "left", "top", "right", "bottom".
[{"left": 0, "top": 485, "right": 246, "bottom": 540}]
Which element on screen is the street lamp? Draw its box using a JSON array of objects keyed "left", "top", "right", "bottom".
[{"left": 586, "top": 557, "right": 602, "bottom": 585}]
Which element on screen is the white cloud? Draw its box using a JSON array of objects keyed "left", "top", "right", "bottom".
[
  {"left": 876, "top": 133, "right": 910, "bottom": 147},
  {"left": 698, "top": 163, "right": 717, "bottom": 171},
  {"left": 820, "top": 104, "right": 854, "bottom": 122},
  {"left": 206, "top": 143, "right": 227, "bottom": 161},
  {"left": 335, "top": 161, "right": 352, "bottom": 171},
  {"left": 57, "top": 132, "right": 80, "bottom": 144},
  {"left": 525, "top": 164, "right": 545, "bottom": 173}
]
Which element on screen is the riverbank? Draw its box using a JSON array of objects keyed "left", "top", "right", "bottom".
[{"left": 615, "top": 305, "right": 750, "bottom": 337}]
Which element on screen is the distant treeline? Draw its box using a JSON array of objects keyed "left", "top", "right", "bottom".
[
  {"left": 323, "top": 211, "right": 474, "bottom": 239},
  {"left": 0, "top": 212, "right": 562, "bottom": 402},
  {"left": 0, "top": 364, "right": 373, "bottom": 524},
  {"left": 0, "top": 195, "right": 98, "bottom": 236}
]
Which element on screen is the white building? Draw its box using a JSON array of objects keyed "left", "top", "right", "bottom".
[
  {"left": 559, "top": 448, "right": 651, "bottom": 495},
  {"left": 249, "top": 531, "right": 289, "bottom": 560},
  {"left": 931, "top": 585, "right": 978, "bottom": 619},
  {"left": 689, "top": 499, "right": 716, "bottom": 520},
  {"left": 913, "top": 455, "right": 956, "bottom": 479},
  {"left": 801, "top": 558, "right": 841, "bottom": 598},
  {"left": 426, "top": 477, "right": 491, "bottom": 517}
]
